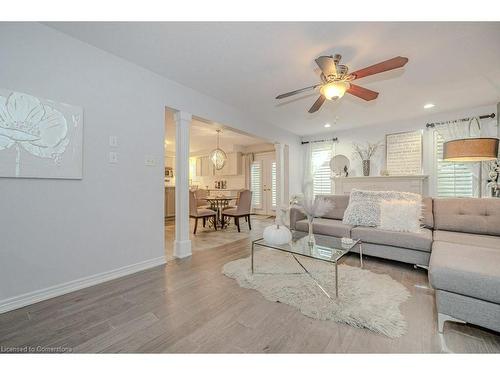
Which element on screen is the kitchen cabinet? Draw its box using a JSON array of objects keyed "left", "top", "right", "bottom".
[
  {"left": 165, "top": 187, "right": 175, "bottom": 218},
  {"left": 165, "top": 156, "right": 175, "bottom": 168},
  {"left": 196, "top": 156, "right": 214, "bottom": 177}
]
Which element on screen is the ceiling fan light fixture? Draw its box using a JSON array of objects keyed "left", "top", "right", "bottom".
[{"left": 320, "top": 81, "right": 349, "bottom": 100}]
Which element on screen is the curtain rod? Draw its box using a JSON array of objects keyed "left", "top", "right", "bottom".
[
  {"left": 425, "top": 113, "right": 496, "bottom": 128},
  {"left": 301, "top": 137, "right": 338, "bottom": 145}
]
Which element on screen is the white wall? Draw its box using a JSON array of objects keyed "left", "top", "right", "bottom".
[
  {"left": 302, "top": 104, "right": 497, "bottom": 197},
  {"left": 0, "top": 22, "right": 301, "bottom": 311}
]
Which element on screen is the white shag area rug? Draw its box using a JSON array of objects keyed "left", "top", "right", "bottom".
[{"left": 223, "top": 250, "right": 410, "bottom": 338}]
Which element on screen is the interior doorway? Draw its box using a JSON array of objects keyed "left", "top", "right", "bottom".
[
  {"left": 251, "top": 151, "right": 277, "bottom": 216},
  {"left": 164, "top": 108, "right": 288, "bottom": 260}
]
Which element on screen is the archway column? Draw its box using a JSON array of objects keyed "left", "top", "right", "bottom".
[
  {"left": 274, "top": 143, "right": 290, "bottom": 210},
  {"left": 174, "top": 111, "right": 192, "bottom": 258}
]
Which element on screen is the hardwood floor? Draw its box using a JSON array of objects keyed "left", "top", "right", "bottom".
[{"left": 1, "top": 216, "right": 499, "bottom": 353}]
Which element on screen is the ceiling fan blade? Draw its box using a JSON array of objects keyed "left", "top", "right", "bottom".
[
  {"left": 347, "top": 84, "right": 379, "bottom": 101},
  {"left": 315, "top": 56, "right": 337, "bottom": 78},
  {"left": 308, "top": 95, "right": 326, "bottom": 113},
  {"left": 275, "top": 84, "right": 320, "bottom": 99},
  {"left": 351, "top": 56, "right": 409, "bottom": 80}
]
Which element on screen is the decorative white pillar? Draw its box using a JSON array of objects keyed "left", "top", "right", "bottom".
[
  {"left": 174, "top": 111, "right": 192, "bottom": 258},
  {"left": 274, "top": 143, "right": 290, "bottom": 210}
]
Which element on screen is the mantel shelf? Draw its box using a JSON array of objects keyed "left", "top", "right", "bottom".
[
  {"left": 333, "top": 175, "right": 429, "bottom": 180},
  {"left": 332, "top": 175, "right": 429, "bottom": 195}
]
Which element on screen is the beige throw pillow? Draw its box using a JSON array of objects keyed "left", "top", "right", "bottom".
[{"left": 379, "top": 200, "right": 422, "bottom": 233}]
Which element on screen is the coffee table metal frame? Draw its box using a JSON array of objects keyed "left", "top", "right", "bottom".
[{"left": 251, "top": 233, "right": 363, "bottom": 298}]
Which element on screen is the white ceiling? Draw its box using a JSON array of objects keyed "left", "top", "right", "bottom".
[
  {"left": 47, "top": 22, "right": 500, "bottom": 135},
  {"left": 164, "top": 111, "right": 271, "bottom": 154}
]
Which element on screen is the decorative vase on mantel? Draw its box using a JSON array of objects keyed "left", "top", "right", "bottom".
[{"left": 362, "top": 160, "right": 371, "bottom": 176}]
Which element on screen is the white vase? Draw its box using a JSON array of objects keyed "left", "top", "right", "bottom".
[{"left": 263, "top": 224, "right": 292, "bottom": 245}]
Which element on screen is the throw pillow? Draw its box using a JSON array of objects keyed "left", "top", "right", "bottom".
[
  {"left": 379, "top": 200, "right": 422, "bottom": 233},
  {"left": 342, "top": 200, "right": 380, "bottom": 227},
  {"left": 342, "top": 189, "right": 422, "bottom": 227}
]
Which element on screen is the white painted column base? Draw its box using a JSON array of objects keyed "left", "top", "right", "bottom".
[
  {"left": 438, "top": 312, "right": 466, "bottom": 333},
  {"left": 174, "top": 239, "right": 192, "bottom": 259}
]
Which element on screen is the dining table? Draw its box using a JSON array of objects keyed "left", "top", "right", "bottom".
[{"left": 204, "top": 195, "right": 237, "bottom": 228}]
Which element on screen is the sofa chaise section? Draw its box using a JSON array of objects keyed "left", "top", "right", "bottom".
[{"left": 429, "top": 198, "right": 500, "bottom": 333}]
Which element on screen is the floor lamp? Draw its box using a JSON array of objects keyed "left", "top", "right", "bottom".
[{"left": 443, "top": 137, "right": 499, "bottom": 197}]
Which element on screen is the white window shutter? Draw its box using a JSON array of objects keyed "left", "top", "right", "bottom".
[
  {"left": 435, "top": 132, "right": 475, "bottom": 197},
  {"left": 311, "top": 142, "right": 334, "bottom": 196},
  {"left": 271, "top": 161, "right": 277, "bottom": 209},
  {"left": 250, "top": 160, "right": 263, "bottom": 209}
]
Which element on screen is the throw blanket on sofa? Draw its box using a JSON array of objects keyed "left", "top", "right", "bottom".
[{"left": 343, "top": 189, "right": 422, "bottom": 230}]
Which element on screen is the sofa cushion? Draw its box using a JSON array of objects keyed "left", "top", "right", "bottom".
[
  {"left": 351, "top": 226, "right": 432, "bottom": 252},
  {"left": 317, "top": 194, "right": 350, "bottom": 220},
  {"left": 433, "top": 230, "right": 500, "bottom": 250},
  {"left": 433, "top": 198, "right": 500, "bottom": 236},
  {"left": 195, "top": 208, "right": 217, "bottom": 217},
  {"left": 430, "top": 241, "right": 500, "bottom": 304},
  {"left": 422, "top": 197, "right": 434, "bottom": 228},
  {"left": 295, "top": 218, "right": 353, "bottom": 238}
]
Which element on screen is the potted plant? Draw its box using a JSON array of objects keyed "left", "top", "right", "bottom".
[{"left": 290, "top": 180, "right": 333, "bottom": 245}]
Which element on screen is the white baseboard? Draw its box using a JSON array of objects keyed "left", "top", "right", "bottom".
[{"left": 0, "top": 256, "right": 167, "bottom": 314}]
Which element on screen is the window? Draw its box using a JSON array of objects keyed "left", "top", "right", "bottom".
[
  {"left": 435, "top": 132, "right": 475, "bottom": 197},
  {"left": 311, "top": 143, "right": 334, "bottom": 196},
  {"left": 250, "top": 160, "right": 262, "bottom": 208},
  {"left": 271, "top": 161, "right": 277, "bottom": 208}
]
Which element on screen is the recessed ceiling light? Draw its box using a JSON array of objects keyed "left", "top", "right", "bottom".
[
  {"left": 424, "top": 103, "right": 435, "bottom": 109},
  {"left": 324, "top": 123, "right": 331, "bottom": 128}
]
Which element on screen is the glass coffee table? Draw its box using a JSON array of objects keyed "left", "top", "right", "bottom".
[{"left": 251, "top": 232, "right": 363, "bottom": 298}]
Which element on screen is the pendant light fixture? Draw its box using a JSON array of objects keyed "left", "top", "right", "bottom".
[{"left": 209, "top": 129, "right": 227, "bottom": 170}]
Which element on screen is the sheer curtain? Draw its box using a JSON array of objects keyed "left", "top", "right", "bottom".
[{"left": 434, "top": 118, "right": 480, "bottom": 141}]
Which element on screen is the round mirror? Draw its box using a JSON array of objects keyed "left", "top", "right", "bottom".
[{"left": 330, "top": 155, "right": 350, "bottom": 177}]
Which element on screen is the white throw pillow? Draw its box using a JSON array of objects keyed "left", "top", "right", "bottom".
[
  {"left": 342, "top": 200, "right": 380, "bottom": 227},
  {"left": 343, "top": 189, "right": 422, "bottom": 227},
  {"left": 379, "top": 200, "right": 422, "bottom": 233}
]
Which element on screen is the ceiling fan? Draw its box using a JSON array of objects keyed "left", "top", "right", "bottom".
[{"left": 275, "top": 54, "right": 409, "bottom": 113}]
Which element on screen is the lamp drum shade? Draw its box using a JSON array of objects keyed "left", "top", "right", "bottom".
[{"left": 443, "top": 138, "right": 499, "bottom": 162}]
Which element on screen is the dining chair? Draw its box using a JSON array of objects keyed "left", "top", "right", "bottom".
[
  {"left": 189, "top": 190, "right": 217, "bottom": 234},
  {"left": 194, "top": 189, "right": 210, "bottom": 209},
  {"left": 221, "top": 189, "right": 252, "bottom": 232},
  {"left": 222, "top": 189, "right": 244, "bottom": 212}
]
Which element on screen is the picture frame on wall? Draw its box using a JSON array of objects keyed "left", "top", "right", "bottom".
[
  {"left": 385, "top": 130, "right": 423, "bottom": 176},
  {"left": 0, "top": 88, "right": 83, "bottom": 179}
]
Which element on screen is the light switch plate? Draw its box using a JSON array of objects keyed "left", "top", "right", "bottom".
[
  {"left": 109, "top": 135, "right": 118, "bottom": 147},
  {"left": 109, "top": 152, "right": 118, "bottom": 163},
  {"left": 145, "top": 156, "right": 156, "bottom": 167}
]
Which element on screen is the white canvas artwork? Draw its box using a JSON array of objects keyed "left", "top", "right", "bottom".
[
  {"left": 0, "top": 89, "right": 83, "bottom": 179},
  {"left": 385, "top": 130, "right": 423, "bottom": 176}
]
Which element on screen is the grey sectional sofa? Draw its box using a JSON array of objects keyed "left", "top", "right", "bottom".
[{"left": 289, "top": 195, "right": 500, "bottom": 333}]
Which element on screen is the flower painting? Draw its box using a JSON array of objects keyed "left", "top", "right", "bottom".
[{"left": 0, "top": 89, "right": 83, "bottom": 179}]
